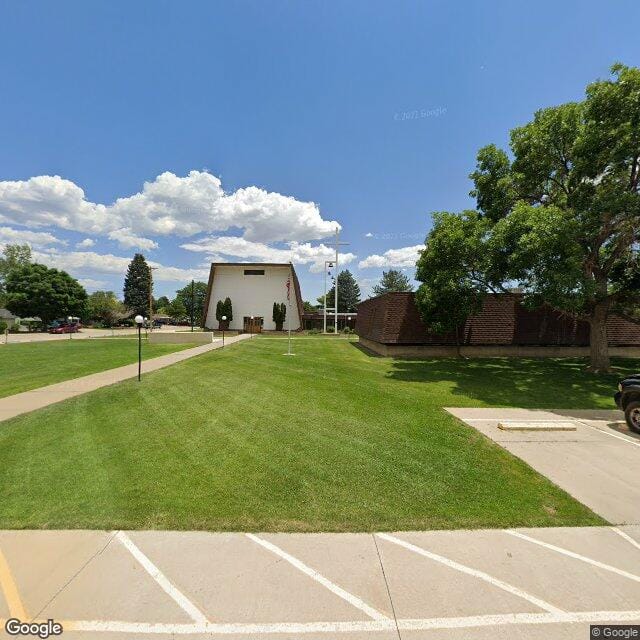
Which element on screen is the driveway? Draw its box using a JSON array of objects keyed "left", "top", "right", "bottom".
[
  {"left": 447, "top": 408, "right": 640, "bottom": 525},
  {"left": 1, "top": 526, "right": 640, "bottom": 639}
]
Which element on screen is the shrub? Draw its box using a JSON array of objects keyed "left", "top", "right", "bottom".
[{"left": 0, "top": 321, "right": 7, "bottom": 334}]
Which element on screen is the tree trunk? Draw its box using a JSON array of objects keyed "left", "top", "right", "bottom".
[
  {"left": 455, "top": 325, "right": 462, "bottom": 358},
  {"left": 588, "top": 302, "right": 610, "bottom": 372}
]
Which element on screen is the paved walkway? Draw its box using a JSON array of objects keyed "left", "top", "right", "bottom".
[
  {"left": 447, "top": 407, "right": 640, "bottom": 525},
  {"left": 1, "top": 526, "right": 639, "bottom": 639},
  {"left": 0, "top": 333, "right": 251, "bottom": 423}
]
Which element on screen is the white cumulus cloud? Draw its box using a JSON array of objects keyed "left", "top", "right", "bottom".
[
  {"left": 0, "top": 171, "right": 339, "bottom": 244},
  {"left": 76, "top": 238, "right": 95, "bottom": 248},
  {"left": 32, "top": 250, "right": 209, "bottom": 283},
  {"left": 181, "top": 236, "right": 356, "bottom": 273},
  {"left": 108, "top": 228, "right": 158, "bottom": 251},
  {"left": 0, "top": 226, "right": 65, "bottom": 249},
  {"left": 358, "top": 245, "right": 423, "bottom": 269}
]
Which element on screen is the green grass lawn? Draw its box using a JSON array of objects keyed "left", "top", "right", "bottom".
[
  {"left": 1, "top": 338, "right": 635, "bottom": 532},
  {"left": 0, "top": 339, "right": 194, "bottom": 398}
]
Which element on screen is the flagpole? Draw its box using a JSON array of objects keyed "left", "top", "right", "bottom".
[
  {"left": 285, "top": 262, "right": 294, "bottom": 356},
  {"left": 287, "top": 264, "right": 292, "bottom": 355}
]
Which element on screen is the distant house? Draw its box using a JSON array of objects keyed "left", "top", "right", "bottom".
[
  {"left": 202, "top": 263, "right": 303, "bottom": 332},
  {"left": 0, "top": 308, "right": 18, "bottom": 328}
]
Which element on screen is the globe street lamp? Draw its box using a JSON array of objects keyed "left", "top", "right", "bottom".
[
  {"left": 221, "top": 315, "right": 227, "bottom": 347},
  {"left": 134, "top": 315, "right": 144, "bottom": 381},
  {"left": 250, "top": 315, "right": 254, "bottom": 339},
  {"left": 67, "top": 315, "right": 73, "bottom": 340}
]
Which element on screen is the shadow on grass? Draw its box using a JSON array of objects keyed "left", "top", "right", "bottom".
[{"left": 382, "top": 353, "right": 639, "bottom": 409}]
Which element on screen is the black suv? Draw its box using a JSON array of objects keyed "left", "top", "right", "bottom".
[{"left": 615, "top": 374, "right": 640, "bottom": 433}]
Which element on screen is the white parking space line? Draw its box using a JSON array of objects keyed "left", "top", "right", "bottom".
[
  {"left": 113, "top": 531, "right": 209, "bottom": 624},
  {"left": 577, "top": 421, "right": 640, "bottom": 447},
  {"left": 245, "top": 533, "right": 391, "bottom": 622},
  {"left": 506, "top": 530, "right": 640, "bottom": 583},
  {"left": 57, "top": 609, "right": 640, "bottom": 635},
  {"left": 376, "top": 533, "right": 565, "bottom": 615},
  {"left": 611, "top": 527, "right": 640, "bottom": 551}
]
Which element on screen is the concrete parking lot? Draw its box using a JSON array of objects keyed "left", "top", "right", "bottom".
[
  {"left": 1, "top": 526, "right": 640, "bottom": 639},
  {"left": 447, "top": 408, "right": 640, "bottom": 525},
  {"left": 1, "top": 326, "right": 184, "bottom": 344}
]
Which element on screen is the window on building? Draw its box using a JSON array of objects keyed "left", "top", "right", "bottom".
[{"left": 244, "top": 269, "right": 265, "bottom": 276}]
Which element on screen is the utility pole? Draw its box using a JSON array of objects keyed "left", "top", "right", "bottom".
[
  {"left": 148, "top": 266, "right": 158, "bottom": 331},
  {"left": 190, "top": 279, "right": 195, "bottom": 332}
]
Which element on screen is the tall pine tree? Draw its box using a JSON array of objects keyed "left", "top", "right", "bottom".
[
  {"left": 372, "top": 269, "right": 413, "bottom": 296},
  {"left": 325, "top": 270, "right": 361, "bottom": 312},
  {"left": 123, "top": 253, "right": 152, "bottom": 316}
]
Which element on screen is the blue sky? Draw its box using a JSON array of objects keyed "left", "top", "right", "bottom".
[{"left": 0, "top": 1, "right": 639, "bottom": 301}]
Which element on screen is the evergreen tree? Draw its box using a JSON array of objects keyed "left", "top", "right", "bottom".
[
  {"left": 123, "top": 254, "right": 152, "bottom": 316},
  {"left": 325, "top": 270, "right": 361, "bottom": 312},
  {"left": 222, "top": 297, "right": 233, "bottom": 321},
  {"left": 372, "top": 269, "right": 414, "bottom": 296},
  {"left": 272, "top": 302, "right": 287, "bottom": 330}
]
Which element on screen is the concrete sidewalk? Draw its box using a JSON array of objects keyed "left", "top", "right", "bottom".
[
  {"left": 1, "top": 526, "right": 639, "bottom": 639},
  {"left": 0, "top": 333, "right": 251, "bottom": 423},
  {"left": 447, "top": 407, "right": 640, "bottom": 525}
]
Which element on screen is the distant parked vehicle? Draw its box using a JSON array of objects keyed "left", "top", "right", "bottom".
[
  {"left": 48, "top": 320, "right": 82, "bottom": 334},
  {"left": 615, "top": 374, "right": 640, "bottom": 434}
]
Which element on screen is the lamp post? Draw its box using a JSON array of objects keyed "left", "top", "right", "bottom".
[
  {"left": 67, "top": 316, "right": 73, "bottom": 340},
  {"left": 135, "top": 315, "right": 144, "bottom": 381},
  {"left": 250, "top": 315, "right": 254, "bottom": 339},
  {"left": 221, "top": 315, "right": 226, "bottom": 347}
]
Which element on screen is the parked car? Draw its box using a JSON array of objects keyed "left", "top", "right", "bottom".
[
  {"left": 48, "top": 321, "right": 82, "bottom": 334},
  {"left": 615, "top": 374, "right": 640, "bottom": 434}
]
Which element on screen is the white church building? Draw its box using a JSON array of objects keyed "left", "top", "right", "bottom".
[{"left": 202, "top": 263, "right": 303, "bottom": 332}]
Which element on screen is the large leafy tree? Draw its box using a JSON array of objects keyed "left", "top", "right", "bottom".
[
  {"left": 166, "top": 297, "right": 187, "bottom": 322},
  {"left": 175, "top": 281, "right": 208, "bottom": 326},
  {"left": 325, "top": 270, "right": 361, "bottom": 312},
  {"left": 0, "top": 244, "right": 32, "bottom": 302},
  {"left": 416, "top": 64, "right": 640, "bottom": 371},
  {"left": 86, "top": 291, "right": 129, "bottom": 327},
  {"left": 5, "top": 263, "right": 87, "bottom": 324},
  {"left": 372, "top": 269, "right": 414, "bottom": 296},
  {"left": 123, "top": 253, "right": 152, "bottom": 316}
]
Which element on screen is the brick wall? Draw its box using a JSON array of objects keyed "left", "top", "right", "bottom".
[{"left": 356, "top": 292, "right": 640, "bottom": 347}]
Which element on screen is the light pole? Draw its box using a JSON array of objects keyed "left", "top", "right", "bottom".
[
  {"left": 221, "top": 315, "right": 226, "bottom": 347},
  {"left": 68, "top": 315, "right": 73, "bottom": 340},
  {"left": 135, "top": 315, "right": 144, "bottom": 381},
  {"left": 250, "top": 315, "right": 254, "bottom": 339}
]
